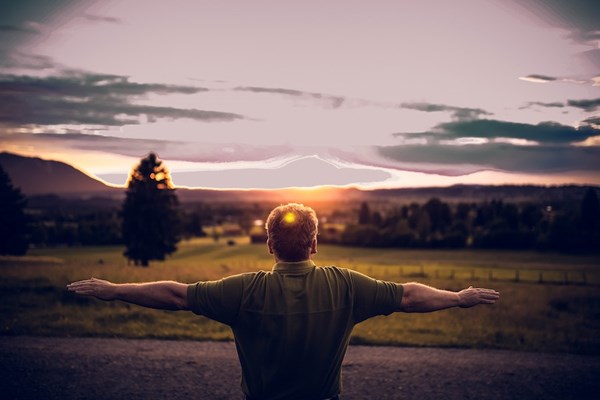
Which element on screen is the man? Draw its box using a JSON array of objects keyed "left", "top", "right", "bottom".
[{"left": 68, "top": 203, "right": 499, "bottom": 400}]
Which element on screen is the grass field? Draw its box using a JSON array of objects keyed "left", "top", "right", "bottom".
[{"left": 1, "top": 238, "right": 599, "bottom": 354}]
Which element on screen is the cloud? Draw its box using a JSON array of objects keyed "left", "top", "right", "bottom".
[
  {"left": 580, "top": 116, "right": 600, "bottom": 128},
  {"left": 518, "top": 74, "right": 592, "bottom": 85},
  {"left": 154, "top": 156, "right": 391, "bottom": 189},
  {"left": 520, "top": 101, "right": 565, "bottom": 109},
  {"left": 0, "top": 52, "right": 55, "bottom": 70},
  {"left": 394, "top": 119, "right": 598, "bottom": 144},
  {"left": 82, "top": 14, "right": 121, "bottom": 24},
  {"left": 520, "top": 97, "right": 600, "bottom": 112},
  {"left": 519, "top": 74, "right": 557, "bottom": 83},
  {"left": 400, "top": 102, "right": 491, "bottom": 120},
  {"left": 0, "top": 72, "right": 246, "bottom": 126},
  {"left": 567, "top": 98, "right": 600, "bottom": 112},
  {"left": 0, "top": 24, "right": 39, "bottom": 34},
  {"left": 235, "top": 86, "right": 345, "bottom": 108},
  {"left": 235, "top": 85, "right": 493, "bottom": 120},
  {"left": 374, "top": 142, "right": 600, "bottom": 175},
  {"left": 348, "top": 116, "right": 600, "bottom": 175},
  {"left": 514, "top": 0, "right": 600, "bottom": 45},
  {"left": 0, "top": 132, "right": 295, "bottom": 164}
]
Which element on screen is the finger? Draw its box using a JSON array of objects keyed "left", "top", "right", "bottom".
[
  {"left": 68, "top": 279, "right": 97, "bottom": 287},
  {"left": 67, "top": 282, "right": 90, "bottom": 290},
  {"left": 482, "top": 292, "right": 498, "bottom": 298},
  {"left": 69, "top": 287, "right": 93, "bottom": 295}
]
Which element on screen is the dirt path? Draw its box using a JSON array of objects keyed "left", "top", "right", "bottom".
[{"left": 1, "top": 336, "right": 598, "bottom": 400}]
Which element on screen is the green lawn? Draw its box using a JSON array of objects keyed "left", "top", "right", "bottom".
[{"left": 1, "top": 238, "right": 599, "bottom": 354}]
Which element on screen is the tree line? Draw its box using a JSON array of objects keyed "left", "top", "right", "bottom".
[
  {"left": 1, "top": 155, "right": 599, "bottom": 260},
  {"left": 330, "top": 190, "right": 600, "bottom": 253}
]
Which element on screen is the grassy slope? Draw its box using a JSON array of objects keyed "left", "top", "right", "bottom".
[{"left": 1, "top": 238, "right": 599, "bottom": 354}]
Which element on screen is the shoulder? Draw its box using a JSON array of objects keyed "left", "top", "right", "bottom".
[{"left": 314, "top": 265, "right": 360, "bottom": 284}]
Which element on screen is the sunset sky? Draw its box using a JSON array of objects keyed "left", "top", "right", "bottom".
[{"left": 0, "top": 0, "right": 599, "bottom": 189}]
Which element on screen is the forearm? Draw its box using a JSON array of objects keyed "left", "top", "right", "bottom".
[
  {"left": 68, "top": 278, "right": 189, "bottom": 311},
  {"left": 400, "top": 282, "right": 460, "bottom": 313},
  {"left": 114, "top": 281, "right": 188, "bottom": 310}
]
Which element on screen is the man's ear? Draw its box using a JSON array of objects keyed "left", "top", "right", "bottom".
[
  {"left": 267, "top": 239, "right": 274, "bottom": 254},
  {"left": 310, "top": 238, "right": 317, "bottom": 255}
]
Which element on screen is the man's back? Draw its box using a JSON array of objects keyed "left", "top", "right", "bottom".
[
  {"left": 68, "top": 203, "right": 499, "bottom": 399},
  {"left": 187, "top": 260, "right": 404, "bottom": 400}
]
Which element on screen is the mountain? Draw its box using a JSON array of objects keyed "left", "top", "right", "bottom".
[{"left": 0, "top": 152, "right": 119, "bottom": 197}]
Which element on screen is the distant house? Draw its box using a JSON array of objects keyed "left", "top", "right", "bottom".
[
  {"left": 220, "top": 223, "right": 244, "bottom": 236},
  {"left": 249, "top": 225, "right": 268, "bottom": 244}
]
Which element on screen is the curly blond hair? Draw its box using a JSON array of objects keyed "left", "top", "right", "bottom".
[{"left": 265, "top": 203, "right": 319, "bottom": 262}]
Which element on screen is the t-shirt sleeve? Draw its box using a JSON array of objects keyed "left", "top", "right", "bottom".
[
  {"left": 349, "top": 269, "right": 404, "bottom": 323},
  {"left": 187, "top": 274, "right": 246, "bottom": 326}
]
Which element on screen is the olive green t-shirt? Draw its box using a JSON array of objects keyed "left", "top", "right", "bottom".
[{"left": 187, "top": 260, "right": 403, "bottom": 400}]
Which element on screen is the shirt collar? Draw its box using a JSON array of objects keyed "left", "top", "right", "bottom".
[{"left": 272, "top": 259, "right": 316, "bottom": 273}]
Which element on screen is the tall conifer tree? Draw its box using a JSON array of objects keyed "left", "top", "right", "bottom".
[
  {"left": 121, "top": 153, "right": 180, "bottom": 266},
  {"left": 0, "top": 165, "right": 29, "bottom": 255}
]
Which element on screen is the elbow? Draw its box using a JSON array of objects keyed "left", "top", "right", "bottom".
[
  {"left": 170, "top": 283, "right": 190, "bottom": 311},
  {"left": 173, "top": 292, "right": 190, "bottom": 311},
  {"left": 399, "top": 283, "right": 417, "bottom": 313}
]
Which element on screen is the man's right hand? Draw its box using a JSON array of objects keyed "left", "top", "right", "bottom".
[{"left": 457, "top": 286, "right": 500, "bottom": 308}]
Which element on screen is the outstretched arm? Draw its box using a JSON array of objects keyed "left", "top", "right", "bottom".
[
  {"left": 399, "top": 283, "right": 499, "bottom": 313},
  {"left": 67, "top": 278, "right": 189, "bottom": 311}
]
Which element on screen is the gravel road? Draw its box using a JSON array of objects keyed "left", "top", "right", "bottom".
[{"left": 1, "top": 336, "right": 598, "bottom": 400}]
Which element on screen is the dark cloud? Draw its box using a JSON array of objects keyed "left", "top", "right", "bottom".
[
  {"left": 394, "top": 119, "right": 598, "bottom": 144},
  {"left": 513, "top": 1, "right": 600, "bottom": 68},
  {"left": 376, "top": 142, "right": 600, "bottom": 175},
  {"left": 0, "top": 24, "right": 39, "bottom": 34},
  {"left": 520, "top": 101, "right": 565, "bottom": 109},
  {"left": 581, "top": 116, "right": 600, "bottom": 127},
  {"left": 0, "top": 72, "right": 246, "bottom": 126},
  {"left": 235, "top": 86, "right": 345, "bottom": 108},
  {"left": 0, "top": 0, "right": 86, "bottom": 58},
  {"left": 520, "top": 96, "right": 600, "bottom": 112},
  {"left": 82, "top": 14, "right": 121, "bottom": 24},
  {"left": 567, "top": 98, "right": 600, "bottom": 112},
  {"left": 400, "top": 102, "right": 491, "bottom": 120},
  {"left": 515, "top": 0, "right": 600, "bottom": 41}
]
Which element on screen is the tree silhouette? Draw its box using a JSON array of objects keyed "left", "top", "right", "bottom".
[
  {"left": 581, "top": 187, "right": 600, "bottom": 233},
  {"left": 121, "top": 153, "right": 180, "bottom": 266},
  {"left": 358, "top": 202, "right": 371, "bottom": 225},
  {"left": 0, "top": 164, "right": 29, "bottom": 255}
]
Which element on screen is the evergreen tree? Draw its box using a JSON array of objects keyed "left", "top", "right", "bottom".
[
  {"left": 121, "top": 153, "right": 180, "bottom": 266},
  {"left": 358, "top": 202, "right": 371, "bottom": 225},
  {"left": 0, "top": 164, "right": 29, "bottom": 255},
  {"left": 581, "top": 187, "right": 600, "bottom": 233}
]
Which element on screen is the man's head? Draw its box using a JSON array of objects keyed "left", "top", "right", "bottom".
[{"left": 265, "top": 203, "right": 319, "bottom": 262}]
